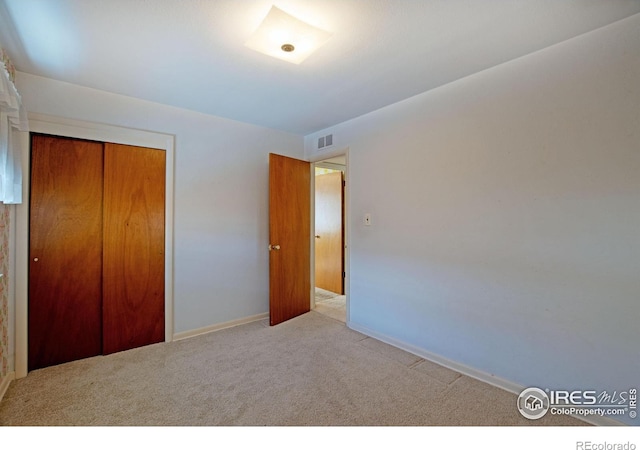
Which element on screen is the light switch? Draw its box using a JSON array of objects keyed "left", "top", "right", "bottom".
[{"left": 364, "top": 213, "right": 371, "bottom": 226}]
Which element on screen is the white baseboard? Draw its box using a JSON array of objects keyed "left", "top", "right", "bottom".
[
  {"left": 347, "top": 320, "right": 626, "bottom": 427},
  {"left": 0, "top": 372, "right": 15, "bottom": 403},
  {"left": 173, "top": 312, "right": 269, "bottom": 341}
]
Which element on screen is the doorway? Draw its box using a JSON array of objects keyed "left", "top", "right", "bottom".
[{"left": 313, "top": 155, "right": 346, "bottom": 323}]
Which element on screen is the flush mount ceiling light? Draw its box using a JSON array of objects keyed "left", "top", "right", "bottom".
[{"left": 244, "top": 6, "right": 332, "bottom": 64}]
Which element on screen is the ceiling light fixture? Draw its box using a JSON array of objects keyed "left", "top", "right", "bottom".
[{"left": 244, "top": 6, "right": 332, "bottom": 64}]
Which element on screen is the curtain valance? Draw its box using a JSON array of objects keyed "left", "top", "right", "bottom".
[{"left": 0, "top": 48, "right": 28, "bottom": 204}]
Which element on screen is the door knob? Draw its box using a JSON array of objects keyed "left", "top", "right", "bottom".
[
  {"left": 33, "top": 257, "right": 39, "bottom": 262},
  {"left": 315, "top": 235, "right": 320, "bottom": 239},
  {"left": 268, "top": 244, "right": 281, "bottom": 251}
]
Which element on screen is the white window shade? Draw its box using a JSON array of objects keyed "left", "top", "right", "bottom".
[{"left": 0, "top": 64, "right": 28, "bottom": 204}]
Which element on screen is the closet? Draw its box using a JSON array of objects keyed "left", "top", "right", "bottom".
[{"left": 28, "top": 134, "right": 166, "bottom": 371}]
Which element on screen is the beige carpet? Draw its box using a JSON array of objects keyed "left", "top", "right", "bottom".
[
  {"left": 0, "top": 311, "right": 587, "bottom": 426},
  {"left": 314, "top": 287, "right": 346, "bottom": 322}
]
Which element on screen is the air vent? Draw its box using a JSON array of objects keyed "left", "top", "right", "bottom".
[
  {"left": 317, "top": 133, "right": 334, "bottom": 150},
  {"left": 325, "top": 134, "right": 333, "bottom": 146}
]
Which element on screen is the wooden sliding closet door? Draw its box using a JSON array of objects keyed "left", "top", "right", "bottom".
[
  {"left": 102, "top": 143, "right": 165, "bottom": 355},
  {"left": 29, "top": 135, "right": 104, "bottom": 371},
  {"left": 29, "top": 136, "right": 166, "bottom": 370}
]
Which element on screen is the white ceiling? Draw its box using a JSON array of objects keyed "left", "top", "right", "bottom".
[{"left": 1, "top": 0, "right": 639, "bottom": 135}]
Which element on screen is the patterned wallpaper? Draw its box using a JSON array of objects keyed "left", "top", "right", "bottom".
[{"left": 0, "top": 202, "right": 10, "bottom": 380}]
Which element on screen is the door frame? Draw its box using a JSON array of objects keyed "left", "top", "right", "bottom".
[
  {"left": 14, "top": 113, "right": 175, "bottom": 378},
  {"left": 309, "top": 148, "right": 349, "bottom": 323}
]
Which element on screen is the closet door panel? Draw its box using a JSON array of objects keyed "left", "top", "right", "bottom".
[
  {"left": 28, "top": 135, "right": 104, "bottom": 370},
  {"left": 102, "top": 143, "right": 165, "bottom": 355}
]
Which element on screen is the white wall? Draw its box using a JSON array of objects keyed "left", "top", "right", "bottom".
[
  {"left": 307, "top": 14, "right": 640, "bottom": 424},
  {"left": 16, "top": 73, "right": 303, "bottom": 334}
]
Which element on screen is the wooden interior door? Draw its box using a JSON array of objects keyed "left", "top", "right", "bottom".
[
  {"left": 102, "top": 143, "right": 165, "bottom": 355},
  {"left": 269, "top": 153, "right": 311, "bottom": 326},
  {"left": 29, "top": 135, "right": 104, "bottom": 370},
  {"left": 315, "top": 171, "right": 344, "bottom": 294}
]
